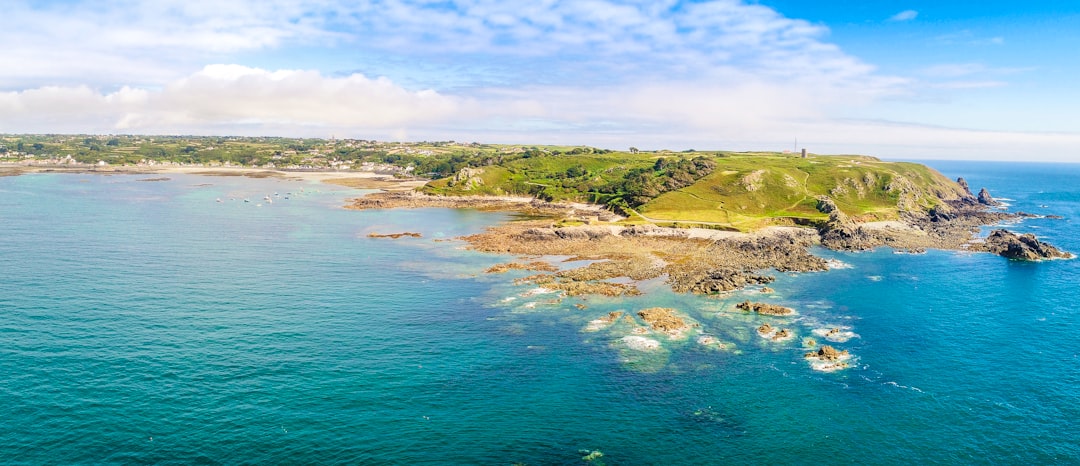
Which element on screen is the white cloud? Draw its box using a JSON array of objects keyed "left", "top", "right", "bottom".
[
  {"left": 1, "top": 1, "right": 1071, "bottom": 161},
  {"left": 0, "top": 66, "right": 464, "bottom": 134},
  {"left": 889, "top": 10, "right": 918, "bottom": 22}
]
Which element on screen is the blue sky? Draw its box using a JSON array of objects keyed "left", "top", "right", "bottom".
[{"left": 2, "top": 0, "right": 1079, "bottom": 161}]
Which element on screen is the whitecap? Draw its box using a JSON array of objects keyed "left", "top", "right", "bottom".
[
  {"left": 825, "top": 259, "right": 852, "bottom": 269},
  {"left": 521, "top": 287, "right": 555, "bottom": 297},
  {"left": 867, "top": 275, "right": 883, "bottom": 282},
  {"left": 884, "top": 381, "right": 924, "bottom": 393},
  {"left": 808, "top": 353, "right": 854, "bottom": 372},
  {"left": 584, "top": 318, "right": 617, "bottom": 332},
  {"left": 812, "top": 326, "right": 860, "bottom": 343},
  {"left": 622, "top": 335, "right": 661, "bottom": 351}
]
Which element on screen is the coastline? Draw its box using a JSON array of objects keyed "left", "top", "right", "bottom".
[
  {"left": 0, "top": 162, "right": 428, "bottom": 190},
  {"left": 346, "top": 188, "right": 1071, "bottom": 300},
  {"left": 8, "top": 162, "right": 1068, "bottom": 295}
]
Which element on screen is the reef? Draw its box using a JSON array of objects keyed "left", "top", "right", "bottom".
[{"left": 736, "top": 301, "right": 795, "bottom": 316}]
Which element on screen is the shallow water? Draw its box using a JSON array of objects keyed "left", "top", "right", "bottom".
[{"left": 1, "top": 162, "right": 1079, "bottom": 464}]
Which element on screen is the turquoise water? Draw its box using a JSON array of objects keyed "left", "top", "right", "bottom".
[{"left": 1, "top": 163, "right": 1079, "bottom": 464}]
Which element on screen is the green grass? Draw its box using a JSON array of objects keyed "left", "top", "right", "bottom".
[{"left": 637, "top": 153, "right": 966, "bottom": 230}]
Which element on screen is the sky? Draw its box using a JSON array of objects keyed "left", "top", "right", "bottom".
[{"left": 2, "top": 0, "right": 1080, "bottom": 161}]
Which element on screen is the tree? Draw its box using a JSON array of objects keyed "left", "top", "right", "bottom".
[{"left": 629, "top": 147, "right": 639, "bottom": 154}]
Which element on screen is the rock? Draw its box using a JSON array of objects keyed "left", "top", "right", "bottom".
[
  {"left": 956, "top": 177, "right": 974, "bottom": 197},
  {"left": 757, "top": 323, "right": 773, "bottom": 335},
  {"left": 485, "top": 261, "right": 559, "bottom": 273},
  {"left": 367, "top": 232, "right": 422, "bottom": 239},
  {"left": 681, "top": 269, "right": 775, "bottom": 294},
  {"left": 554, "top": 226, "right": 613, "bottom": 240},
  {"left": 736, "top": 300, "right": 794, "bottom": 316},
  {"left": 929, "top": 203, "right": 955, "bottom": 222},
  {"left": 804, "top": 345, "right": 848, "bottom": 361},
  {"left": 1047, "top": 215, "right": 1064, "bottom": 219},
  {"left": 760, "top": 286, "right": 774, "bottom": 294},
  {"left": 977, "top": 188, "right": 1001, "bottom": 206},
  {"left": 555, "top": 228, "right": 591, "bottom": 240},
  {"left": 600, "top": 311, "right": 623, "bottom": 323},
  {"left": 637, "top": 307, "right": 690, "bottom": 337},
  {"left": 449, "top": 167, "right": 485, "bottom": 190},
  {"left": 772, "top": 328, "right": 792, "bottom": 341},
  {"left": 816, "top": 196, "right": 879, "bottom": 251},
  {"left": 979, "top": 229, "right": 1071, "bottom": 260},
  {"left": 522, "top": 227, "right": 558, "bottom": 239}
]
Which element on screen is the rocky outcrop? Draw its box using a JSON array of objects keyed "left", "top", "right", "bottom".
[
  {"left": 637, "top": 307, "right": 691, "bottom": 337},
  {"left": 756, "top": 323, "right": 793, "bottom": 341},
  {"left": 957, "top": 177, "right": 974, "bottom": 198},
  {"left": 741, "top": 170, "right": 766, "bottom": 192},
  {"left": 449, "top": 167, "right": 484, "bottom": 190},
  {"left": 816, "top": 196, "right": 881, "bottom": 251},
  {"left": 736, "top": 300, "right": 794, "bottom": 316},
  {"left": 485, "top": 261, "right": 559, "bottom": 273},
  {"left": 515, "top": 274, "right": 641, "bottom": 297},
  {"left": 367, "top": 232, "right": 422, "bottom": 239},
  {"left": 928, "top": 203, "right": 956, "bottom": 222},
  {"left": 977, "top": 188, "right": 1001, "bottom": 206},
  {"left": 976, "top": 229, "right": 1071, "bottom": 260},
  {"left": 585, "top": 311, "right": 624, "bottom": 332},
  {"left": 675, "top": 269, "right": 775, "bottom": 294},
  {"left": 804, "top": 345, "right": 848, "bottom": 361}
]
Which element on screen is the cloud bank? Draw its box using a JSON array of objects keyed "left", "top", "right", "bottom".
[{"left": 1, "top": 0, "right": 1075, "bottom": 160}]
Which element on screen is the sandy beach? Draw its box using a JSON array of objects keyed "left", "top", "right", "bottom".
[{"left": 0, "top": 162, "right": 428, "bottom": 190}]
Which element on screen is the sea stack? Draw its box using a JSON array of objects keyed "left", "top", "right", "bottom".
[{"left": 977, "top": 188, "right": 1001, "bottom": 206}]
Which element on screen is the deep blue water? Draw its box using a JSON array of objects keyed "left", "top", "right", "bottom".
[{"left": 1, "top": 163, "right": 1078, "bottom": 464}]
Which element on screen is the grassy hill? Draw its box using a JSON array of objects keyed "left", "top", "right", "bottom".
[{"left": 423, "top": 150, "right": 970, "bottom": 231}]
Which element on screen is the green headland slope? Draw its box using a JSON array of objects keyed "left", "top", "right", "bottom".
[{"left": 422, "top": 150, "right": 970, "bottom": 231}]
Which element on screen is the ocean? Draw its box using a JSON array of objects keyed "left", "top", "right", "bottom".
[{"left": 1, "top": 161, "right": 1078, "bottom": 464}]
